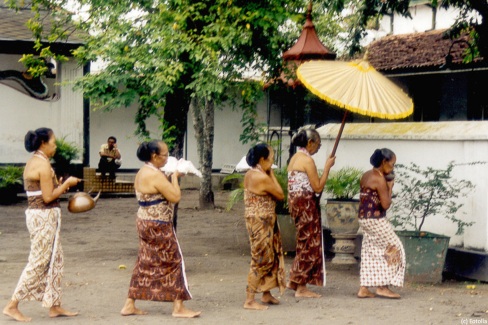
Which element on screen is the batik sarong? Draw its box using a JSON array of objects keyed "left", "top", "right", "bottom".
[
  {"left": 244, "top": 190, "right": 286, "bottom": 294},
  {"left": 359, "top": 218, "right": 405, "bottom": 287},
  {"left": 358, "top": 187, "right": 405, "bottom": 287},
  {"left": 13, "top": 207, "right": 63, "bottom": 308},
  {"left": 127, "top": 192, "right": 191, "bottom": 301},
  {"left": 288, "top": 171, "right": 326, "bottom": 287}
]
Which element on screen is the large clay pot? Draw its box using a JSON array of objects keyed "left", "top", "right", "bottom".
[{"left": 396, "top": 230, "right": 450, "bottom": 283}]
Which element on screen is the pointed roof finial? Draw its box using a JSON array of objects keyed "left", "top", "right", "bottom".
[{"left": 282, "top": 0, "right": 336, "bottom": 61}]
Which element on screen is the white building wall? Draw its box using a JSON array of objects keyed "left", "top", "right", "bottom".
[
  {"left": 316, "top": 121, "right": 488, "bottom": 251},
  {"left": 185, "top": 96, "right": 270, "bottom": 170},
  {"left": 89, "top": 105, "right": 160, "bottom": 169},
  {"left": 0, "top": 55, "right": 83, "bottom": 164},
  {"left": 89, "top": 93, "right": 282, "bottom": 171},
  {"left": 373, "top": 5, "right": 462, "bottom": 40}
]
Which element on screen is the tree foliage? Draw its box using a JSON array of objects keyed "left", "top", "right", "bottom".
[{"left": 11, "top": 0, "right": 487, "bottom": 208}]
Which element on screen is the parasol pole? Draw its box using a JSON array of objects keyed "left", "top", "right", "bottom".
[{"left": 330, "top": 111, "right": 348, "bottom": 157}]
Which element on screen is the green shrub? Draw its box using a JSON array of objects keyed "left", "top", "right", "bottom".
[
  {"left": 0, "top": 166, "right": 24, "bottom": 189},
  {"left": 53, "top": 136, "right": 81, "bottom": 164},
  {"left": 390, "top": 161, "right": 477, "bottom": 235},
  {"left": 324, "top": 166, "right": 363, "bottom": 200}
]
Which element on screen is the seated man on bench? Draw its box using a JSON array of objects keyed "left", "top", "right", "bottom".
[{"left": 98, "top": 136, "right": 121, "bottom": 180}]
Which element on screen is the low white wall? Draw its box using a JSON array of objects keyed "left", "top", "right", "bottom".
[{"left": 316, "top": 121, "right": 488, "bottom": 252}]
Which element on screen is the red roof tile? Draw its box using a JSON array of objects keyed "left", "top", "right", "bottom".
[{"left": 367, "top": 29, "right": 480, "bottom": 71}]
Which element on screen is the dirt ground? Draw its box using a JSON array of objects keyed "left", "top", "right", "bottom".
[{"left": 1, "top": 189, "right": 487, "bottom": 325}]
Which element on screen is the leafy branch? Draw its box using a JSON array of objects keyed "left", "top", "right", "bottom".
[{"left": 390, "top": 161, "right": 480, "bottom": 235}]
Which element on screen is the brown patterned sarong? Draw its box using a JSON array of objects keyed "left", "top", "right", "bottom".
[
  {"left": 13, "top": 208, "right": 63, "bottom": 308},
  {"left": 244, "top": 190, "right": 286, "bottom": 294},
  {"left": 288, "top": 171, "right": 326, "bottom": 287},
  {"left": 128, "top": 192, "right": 191, "bottom": 301}
]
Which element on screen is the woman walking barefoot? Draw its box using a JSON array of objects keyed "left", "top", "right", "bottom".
[
  {"left": 243, "top": 144, "right": 286, "bottom": 310},
  {"left": 120, "top": 140, "right": 201, "bottom": 318},
  {"left": 357, "top": 148, "right": 405, "bottom": 299},
  {"left": 287, "top": 126, "right": 335, "bottom": 298},
  {"left": 3, "top": 128, "right": 81, "bottom": 322}
]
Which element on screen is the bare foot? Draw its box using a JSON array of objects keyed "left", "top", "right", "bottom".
[
  {"left": 357, "top": 287, "right": 376, "bottom": 298},
  {"left": 261, "top": 292, "right": 280, "bottom": 305},
  {"left": 287, "top": 281, "right": 298, "bottom": 291},
  {"left": 3, "top": 302, "right": 32, "bottom": 322},
  {"left": 48, "top": 306, "right": 78, "bottom": 318},
  {"left": 173, "top": 300, "right": 201, "bottom": 318},
  {"left": 295, "top": 286, "right": 321, "bottom": 298},
  {"left": 172, "top": 307, "right": 202, "bottom": 318},
  {"left": 376, "top": 286, "right": 401, "bottom": 299},
  {"left": 120, "top": 299, "right": 147, "bottom": 316},
  {"left": 243, "top": 300, "right": 269, "bottom": 310}
]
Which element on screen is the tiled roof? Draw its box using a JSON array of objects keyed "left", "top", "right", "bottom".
[
  {"left": 367, "top": 29, "right": 481, "bottom": 72},
  {"left": 0, "top": 6, "right": 83, "bottom": 44}
]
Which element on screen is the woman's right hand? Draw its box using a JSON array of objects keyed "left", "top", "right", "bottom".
[
  {"left": 171, "top": 171, "right": 181, "bottom": 180},
  {"left": 66, "top": 176, "right": 81, "bottom": 187}
]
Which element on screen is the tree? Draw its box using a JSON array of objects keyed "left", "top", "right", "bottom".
[
  {"left": 8, "top": 0, "right": 309, "bottom": 209},
  {"left": 12, "top": 0, "right": 487, "bottom": 209}
]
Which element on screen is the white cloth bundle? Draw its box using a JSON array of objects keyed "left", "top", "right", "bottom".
[
  {"left": 161, "top": 157, "right": 202, "bottom": 178},
  {"left": 235, "top": 155, "right": 278, "bottom": 172}
]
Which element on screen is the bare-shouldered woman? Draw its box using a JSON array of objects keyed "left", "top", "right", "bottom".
[
  {"left": 243, "top": 143, "right": 286, "bottom": 310},
  {"left": 120, "top": 140, "right": 201, "bottom": 318},
  {"left": 357, "top": 148, "right": 405, "bottom": 299},
  {"left": 3, "top": 127, "right": 81, "bottom": 322},
  {"left": 287, "top": 126, "right": 335, "bottom": 298}
]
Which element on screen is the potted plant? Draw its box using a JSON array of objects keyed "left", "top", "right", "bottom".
[
  {"left": 0, "top": 165, "right": 24, "bottom": 205},
  {"left": 322, "top": 166, "right": 363, "bottom": 264},
  {"left": 52, "top": 136, "right": 82, "bottom": 182},
  {"left": 223, "top": 166, "right": 296, "bottom": 252},
  {"left": 323, "top": 166, "right": 363, "bottom": 233},
  {"left": 390, "top": 161, "right": 476, "bottom": 283}
]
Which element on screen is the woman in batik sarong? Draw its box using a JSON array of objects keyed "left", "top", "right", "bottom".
[
  {"left": 243, "top": 143, "right": 286, "bottom": 310},
  {"left": 287, "top": 126, "right": 335, "bottom": 298},
  {"left": 357, "top": 148, "right": 405, "bottom": 299},
  {"left": 3, "top": 128, "right": 81, "bottom": 322},
  {"left": 120, "top": 140, "right": 201, "bottom": 318}
]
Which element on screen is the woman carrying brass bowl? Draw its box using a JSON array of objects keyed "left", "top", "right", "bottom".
[{"left": 3, "top": 127, "right": 81, "bottom": 322}]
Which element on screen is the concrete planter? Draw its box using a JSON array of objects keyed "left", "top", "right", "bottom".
[
  {"left": 396, "top": 230, "right": 450, "bottom": 284},
  {"left": 325, "top": 200, "right": 360, "bottom": 264}
]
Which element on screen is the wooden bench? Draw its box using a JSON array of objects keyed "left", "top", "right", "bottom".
[{"left": 83, "top": 167, "right": 134, "bottom": 194}]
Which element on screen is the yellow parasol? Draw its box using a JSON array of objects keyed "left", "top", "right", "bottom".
[{"left": 296, "top": 58, "right": 414, "bottom": 156}]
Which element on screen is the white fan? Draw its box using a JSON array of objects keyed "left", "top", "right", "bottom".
[{"left": 235, "top": 156, "right": 278, "bottom": 172}]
